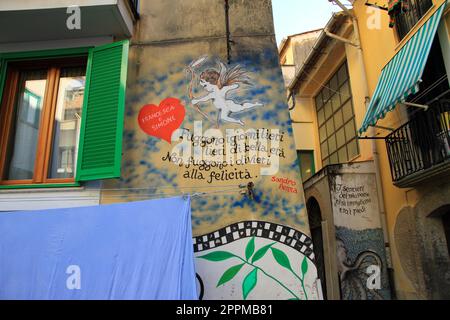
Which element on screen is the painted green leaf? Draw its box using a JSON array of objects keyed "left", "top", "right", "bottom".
[
  {"left": 198, "top": 251, "right": 235, "bottom": 262},
  {"left": 271, "top": 248, "right": 292, "bottom": 270},
  {"left": 245, "top": 237, "right": 255, "bottom": 261},
  {"left": 301, "top": 257, "right": 309, "bottom": 276},
  {"left": 289, "top": 298, "right": 300, "bottom": 301},
  {"left": 217, "top": 263, "right": 245, "bottom": 287},
  {"left": 251, "top": 242, "right": 275, "bottom": 263},
  {"left": 242, "top": 268, "right": 258, "bottom": 300}
]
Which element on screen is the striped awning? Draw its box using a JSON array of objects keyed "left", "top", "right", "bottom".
[{"left": 359, "top": 3, "right": 446, "bottom": 134}]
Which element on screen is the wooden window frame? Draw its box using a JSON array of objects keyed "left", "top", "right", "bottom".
[{"left": 0, "top": 57, "right": 87, "bottom": 186}]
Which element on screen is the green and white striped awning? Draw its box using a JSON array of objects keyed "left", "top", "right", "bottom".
[{"left": 359, "top": 3, "right": 446, "bottom": 134}]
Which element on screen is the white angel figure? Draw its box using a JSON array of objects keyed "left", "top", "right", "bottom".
[{"left": 191, "top": 61, "right": 263, "bottom": 126}]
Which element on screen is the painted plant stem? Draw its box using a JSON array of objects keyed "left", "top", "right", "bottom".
[{"left": 234, "top": 256, "right": 300, "bottom": 300}]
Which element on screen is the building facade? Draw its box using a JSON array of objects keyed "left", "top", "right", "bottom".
[{"left": 284, "top": 0, "right": 450, "bottom": 299}]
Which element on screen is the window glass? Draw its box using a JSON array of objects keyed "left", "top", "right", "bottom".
[
  {"left": 298, "top": 151, "right": 315, "bottom": 182},
  {"left": 336, "top": 127, "right": 346, "bottom": 148},
  {"left": 328, "top": 134, "right": 337, "bottom": 154},
  {"left": 0, "top": 56, "right": 88, "bottom": 185},
  {"left": 326, "top": 118, "right": 334, "bottom": 137},
  {"left": 324, "top": 101, "right": 333, "bottom": 119},
  {"left": 330, "top": 75, "right": 339, "bottom": 92},
  {"left": 318, "top": 109, "right": 325, "bottom": 126},
  {"left": 5, "top": 69, "right": 47, "bottom": 180},
  {"left": 347, "top": 139, "right": 359, "bottom": 159},
  {"left": 334, "top": 109, "right": 344, "bottom": 129},
  {"left": 321, "top": 141, "right": 329, "bottom": 158},
  {"left": 48, "top": 67, "right": 86, "bottom": 179},
  {"left": 331, "top": 93, "right": 341, "bottom": 113},
  {"left": 322, "top": 87, "right": 330, "bottom": 103},
  {"left": 319, "top": 125, "right": 327, "bottom": 143}
]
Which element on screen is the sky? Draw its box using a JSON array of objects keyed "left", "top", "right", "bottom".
[{"left": 272, "top": 0, "right": 347, "bottom": 46}]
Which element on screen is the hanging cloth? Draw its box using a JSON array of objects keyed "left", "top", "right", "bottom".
[{"left": 0, "top": 196, "right": 197, "bottom": 300}]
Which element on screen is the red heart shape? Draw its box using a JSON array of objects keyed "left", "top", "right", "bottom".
[{"left": 138, "top": 97, "right": 186, "bottom": 143}]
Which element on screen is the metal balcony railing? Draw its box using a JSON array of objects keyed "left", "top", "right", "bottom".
[
  {"left": 386, "top": 99, "right": 450, "bottom": 183},
  {"left": 127, "top": 0, "right": 140, "bottom": 19},
  {"left": 394, "top": 0, "right": 433, "bottom": 40}
]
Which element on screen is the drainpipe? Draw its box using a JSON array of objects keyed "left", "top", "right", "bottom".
[
  {"left": 330, "top": 0, "right": 396, "bottom": 297},
  {"left": 324, "top": 29, "right": 360, "bottom": 48}
]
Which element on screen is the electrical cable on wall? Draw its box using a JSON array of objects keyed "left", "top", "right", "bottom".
[{"left": 0, "top": 183, "right": 256, "bottom": 202}]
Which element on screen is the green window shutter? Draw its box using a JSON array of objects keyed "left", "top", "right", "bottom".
[{"left": 76, "top": 40, "right": 129, "bottom": 182}]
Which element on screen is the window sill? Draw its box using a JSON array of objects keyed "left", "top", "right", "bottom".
[
  {"left": 0, "top": 182, "right": 81, "bottom": 190},
  {"left": 0, "top": 183, "right": 100, "bottom": 211},
  {"left": 394, "top": 4, "right": 436, "bottom": 52}
]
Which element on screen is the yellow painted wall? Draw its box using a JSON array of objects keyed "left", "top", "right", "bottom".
[{"left": 353, "top": 0, "right": 448, "bottom": 299}]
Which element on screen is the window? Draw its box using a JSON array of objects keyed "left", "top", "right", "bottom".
[
  {"left": 315, "top": 62, "right": 359, "bottom": 166},
  {"left": 0, "top": 41, "right": 130, "bottom": 187},
  {"left": 0, "top": 59, "right": 86, "bottom": 185},
  {"left": 394, "top": 0, "right": 434, "bottom": 40},
  {"left": 297, "top": 151, "right": 315, "bottom": 182},
  {"left": 443, "top": 211, "right": 450, "bottom": 256}
]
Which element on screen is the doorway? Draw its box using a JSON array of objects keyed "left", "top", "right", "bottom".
[{"left": 306, "top": 197, "right": 327, "bottom": 299}]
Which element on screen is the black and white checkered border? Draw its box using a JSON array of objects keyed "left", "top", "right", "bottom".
[{"left": 193, "top": 221, "right": 315, "bottom": 262}]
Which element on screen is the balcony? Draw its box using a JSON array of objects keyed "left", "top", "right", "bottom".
[
  {"left": 0, "top": 0, "right": 139, "bottom": 47},
  {"left": 386, "top": 99, "right": 450, "bottom": 188}
]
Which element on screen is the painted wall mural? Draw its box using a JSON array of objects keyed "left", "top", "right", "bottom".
[
  {"left": 189, "top": 57, "right": 263, "bottom": 127},
  {"left": 330, "top": 172, "right": 391, "bottom": 300},
  {"left": 102, "top": 0, "right": 320, "bottom": 299},
  {"left": 194, "top": 221, "right": 320, "bottom": 300}
]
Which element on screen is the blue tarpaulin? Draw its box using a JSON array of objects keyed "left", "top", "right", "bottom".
[{"left": 0, "top": 196, "right": 197, "bottom": 300}]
